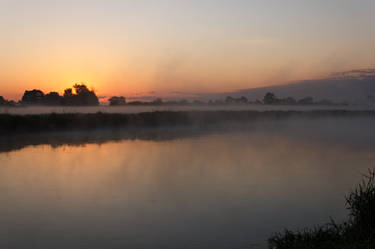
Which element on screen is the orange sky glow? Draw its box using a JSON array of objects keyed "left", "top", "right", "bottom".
[{"left": 1, "top": 1, "right": 375, "bottom": 101}]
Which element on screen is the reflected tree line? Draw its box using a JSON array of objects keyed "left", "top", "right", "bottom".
[{"left": 0, "top": 84, "right": 344, "bottom": 106}]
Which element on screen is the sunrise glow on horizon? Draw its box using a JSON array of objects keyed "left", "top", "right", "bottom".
[{"left": 1, "top": 0, "right": 375, "bottom": 101}]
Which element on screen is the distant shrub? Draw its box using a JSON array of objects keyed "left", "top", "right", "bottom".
[
  {"left": 109, "top": 96, "right": 126, "bottom": 106},
  {"left": 0, "top": 96, "right": 15, "bottom": 106}
]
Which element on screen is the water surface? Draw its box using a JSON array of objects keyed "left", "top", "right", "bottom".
[{"left": 0, "top": 119, "right": 374, "bottom": 249}]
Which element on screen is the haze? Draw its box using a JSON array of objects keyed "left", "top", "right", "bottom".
[{"left": 1, "top": 0, "right": 375, "bottom": 100}]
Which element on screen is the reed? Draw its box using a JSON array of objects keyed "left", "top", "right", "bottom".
[{"left": 269, "top": 169, "right": 375, "bottom": 249}]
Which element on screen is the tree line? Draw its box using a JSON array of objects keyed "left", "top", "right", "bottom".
[
  {"left": 261, "top": 92, "right": 342, "bottom": 105},
  {"left": 0, "top": 88, "right": 345, "bottom": 107},
  {"left": 109, "top": 92, "right": 344, "bottom": 106},
  {"left": 0, "top": 84, "right": 99, "bottom": 106}
]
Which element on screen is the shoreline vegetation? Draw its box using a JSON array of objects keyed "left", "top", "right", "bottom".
[
  {"left": 269, "top": 169, "right": 375, "bottom": 249},
  {"left": 1, "top": 110, "right": 375, "bottom": 135},
  {"left": 0, "top": 83, "right": 349, "bottom": 107}
]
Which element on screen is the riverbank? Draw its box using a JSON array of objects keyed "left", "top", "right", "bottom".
[
  {"left": 1, "top": 110, "right": 375, "bottom": 134},
  {"left": 1, "top": 104, "right": 375, "bottom": 115}
]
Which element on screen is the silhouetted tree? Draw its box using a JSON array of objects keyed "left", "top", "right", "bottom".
[
  {"left": 62, "top": 88, "right": 75, "bottom": 105},
  {"left": 73, "top": 83, "right": 99, "bottom": 106},
  {"left": 0, "top": 96, "right": 15, "bottom": 106},
  {"left": 225, "top": 96, "right": 235, "bottom": 104},
  {"left": 263, "top": 92, "right": 277, "bottom": 104},
  {"left": 225, "top": 96, "right": 248, "bottom": 104},
  {"left": 109, "top": 96, "right": 126, "bottom": 106},
  {"left": 237, "top": 96, "right": 248, "bottom": 104},
  {"left": 73, "top": 84, "right": 89, "bottom": 96},
  {"left": 0, "top": 96, "right": 6, "bottom": 105},
  {"left": 22, "top": 89, "right": 45, "bottom": 105},
  {"left": 62, "top": 84, "right": 99, "bottom": 106},
  {"left": 44, "top": 92, "right": 62, "bottom": 106},
  {"left": 64, "top": 88, "right": 73, "bottom": 98}
]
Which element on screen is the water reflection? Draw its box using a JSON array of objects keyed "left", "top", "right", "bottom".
[{"left": 0, "top": 119, "right": 374, "bottom": 249}]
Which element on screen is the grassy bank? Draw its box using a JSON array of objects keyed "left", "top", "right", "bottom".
[
  {"left": 1, "top": 110, "right": 375, "bottom": 134},
  {"left": 269, "top": 169, "right": 375, "bottom": 249}
]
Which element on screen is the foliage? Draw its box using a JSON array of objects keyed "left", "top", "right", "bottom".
[
  {"left": 0, "top": 96, "right": 15, "bottom": 106},
  {"left": 0, "top": 110, "right": 374, "bottom": 134},
  {"left": 20, "top": 84, "right": 99, "bottom": 106},
  {"left": 21, "top": 89, "right": 45, "bottom": 105},
  {"left": 62, "top": 84, "right": 99, "bottom": 106},
  {"left": 225, "top": 96, "right": 248, "bottom": 104},
  {"left": 44, "top": 92, "right": 62, "bottom": 105},
  {"left": 268, "top": 169, "right": 375, "bottom": 249},
  {"left": 109, "top": 96, "right": 126, "bottom": 106},
  {"left": 263, "top": 92, "right": 277, "bottom": 104}
]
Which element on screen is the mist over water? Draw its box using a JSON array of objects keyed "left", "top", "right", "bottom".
[
  {"left": 1, "top": 104, "right": 375, "bottom": 115},
  {"left": 0, "top": 117, "right": 374, "bottom": 249}
]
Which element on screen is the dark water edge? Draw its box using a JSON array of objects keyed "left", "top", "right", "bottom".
[
  {"left": 1, "top": 110, "right": 375, "bottom": 153},
  {"left": 0, "top": 126, "right": 222, "bottom": 153},
  {"left": 1, "top": 110, "right": 375, "bottom": 134}
]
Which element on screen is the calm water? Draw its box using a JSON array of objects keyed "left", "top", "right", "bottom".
[{"left": 0, "top": 119, "right": 374, "bottom": 249}]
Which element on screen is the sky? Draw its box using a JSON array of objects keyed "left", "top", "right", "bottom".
[{"left": 1, "top": 0, "right": 375, "bottom": 100}]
